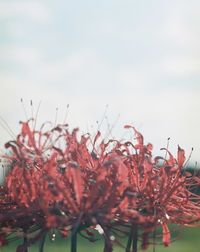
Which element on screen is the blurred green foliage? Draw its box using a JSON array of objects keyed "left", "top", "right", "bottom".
[{"left": 1, "top": 226, "right": 200, "bottom": 252}]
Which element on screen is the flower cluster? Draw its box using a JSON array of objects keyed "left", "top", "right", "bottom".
[{"left": 0, "top": 120, "right": 200, "bottom": 252}]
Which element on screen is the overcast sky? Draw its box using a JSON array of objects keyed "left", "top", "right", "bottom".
[{"left": 0, "top": 0, "right": 200, "bottom": 164}]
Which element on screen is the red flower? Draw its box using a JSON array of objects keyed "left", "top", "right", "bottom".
[{"left": 1, "top": 120, "right": 200, "bottom": 252}]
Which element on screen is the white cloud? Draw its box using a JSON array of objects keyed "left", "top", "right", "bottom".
[
  {"left": 163, "top": 1, "right": 200, "bottom": 49},
  {"left": 161, "top": 57, "right": 200, "bottom": 77},
  {"left": 30, "top": 50, "right": 115, "bottom": 88},
  {"left": 118, "top": 68, "right": 145, "bottom": 88},
  {"left": 39, "top": 53, "right": 86, "bottom": 82},
  {"left": 0, "top": 1, "right": 51, "bottom": 23},
  {"left": 0, "top": 46, "right": 41, "bottom": 64}
]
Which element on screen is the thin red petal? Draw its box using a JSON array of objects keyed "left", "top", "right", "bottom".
[{"left": 162, "top": 223, "right": 170, "bottom": 246}]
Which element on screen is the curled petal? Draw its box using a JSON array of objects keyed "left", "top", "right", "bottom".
[
  {"left": 177, "top": 145, "right": 185, "bottom": 167},
  {"left": 162, "top": 223, "right": 170, "bottom": 246}
]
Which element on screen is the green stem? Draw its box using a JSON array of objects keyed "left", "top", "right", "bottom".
[
  {"left": 132, "top": 225, "right": 138, "bottom": 252},
  {"left": 126, "top": 229, "right": 132, "bottom": 252},
  {"left": 70, "top": 212, "right": 83, "bottom": 252},
  {"left": 126, "top": 225, "right": 138, "bottom": 252},
  {"left": 23, "top": 235, "right": 28, "bottom": 252},
  {"left": 71, "top": 231, "right": 77, "bottom": 252},
  {"left": 39, "top": 232, "right": 46, "bottom": 252}
]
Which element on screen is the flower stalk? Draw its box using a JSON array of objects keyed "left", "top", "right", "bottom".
[
  {"left": 126, "top": 225, "right": 138, "bottom": 252},
  {"left": 71, "top": 231, "right": 78, "bottom": 252}
]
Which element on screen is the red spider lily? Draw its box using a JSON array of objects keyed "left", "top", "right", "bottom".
[
  {"left": 116, "top": 126, "right": 200, "bottom": 247},
  {"left": 0, "top": 120, "right": 200, "bottom": 252}
]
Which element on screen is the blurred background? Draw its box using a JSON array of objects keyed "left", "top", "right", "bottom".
[
  {"left": 1, "top": 227, "right": 200, "bottom": 252},
  {"left": 0, "top": 1, "right": 200, "bottom": 250}
]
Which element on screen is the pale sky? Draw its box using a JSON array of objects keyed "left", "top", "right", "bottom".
[{"left": 0, "top": 0, "right": 200, "bottom": 164}]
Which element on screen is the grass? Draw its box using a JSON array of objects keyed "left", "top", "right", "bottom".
[{"left": 1, "top": 226, "right": 200, "bottom": 252}]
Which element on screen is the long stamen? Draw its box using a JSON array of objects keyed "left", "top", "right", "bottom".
[
  {"left": 0, "top": 116, "right": 16, "bottom": 139},
  {"left": 20, "top": 98, "right": 28, "bottom": 120},
  {"left": 33, "top": 100, "right": 41, "bottom": 130},
  {"left": 63, "top": 104, "right": 70, "bottom": 124}
]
